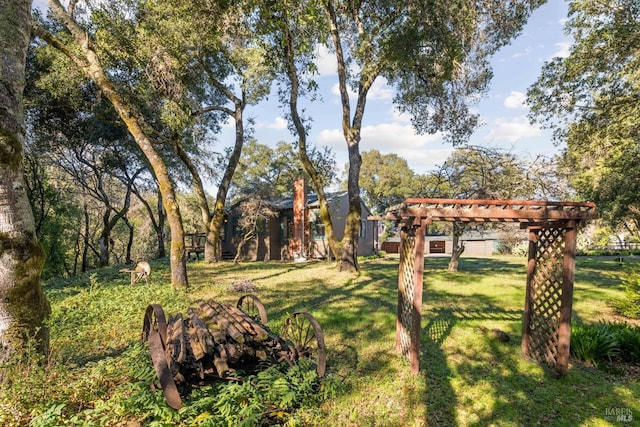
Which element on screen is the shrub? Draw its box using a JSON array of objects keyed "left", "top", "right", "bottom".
[
  {"left": 571, "top": 321, "right": 640, "bottom": 366},
  {"left": 614, "top": 270, "right": 640, "bottom": 319},
  {"left": 22, "top": 351, "right": 339, "bottom": 427},
  {"left": 511, "top": 241, "right": 529, "bottom": 257},
  {"left": 570, "top": 322, "right": 619, "bottom": 367},
  {"left": 611, "top": 324, "right": 640, "bottom": 364}
]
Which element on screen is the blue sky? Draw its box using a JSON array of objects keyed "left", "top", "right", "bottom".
[{"left": 221, "top": 0, "right": 572, "bottom": 177}]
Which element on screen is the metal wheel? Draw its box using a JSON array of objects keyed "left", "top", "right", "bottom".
[
  {"left": 281, "top": 312, "right": 327, "bottom": 377},
  {"left": 142, "top": 304, "right": 168, "bottom": 343},
  {"left": 142, "top": 304, "right": 182, "bottom": 410},
  {"left": 237, "top": 294, "right": 268, "bottom": 324}
]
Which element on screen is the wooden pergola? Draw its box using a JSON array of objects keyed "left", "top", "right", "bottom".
[{"left": 381, "top": 198, "right": 598, "bottom": 376}]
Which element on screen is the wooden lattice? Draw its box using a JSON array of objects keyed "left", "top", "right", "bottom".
[
  {"left": 526, "top": 228, "right": 566, "bottom": 368},
  {"left": 397, "top": 228, "right": 416, "bottom": 357}
]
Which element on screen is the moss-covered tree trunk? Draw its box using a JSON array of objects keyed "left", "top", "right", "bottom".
[
  {"left": 448, "top": 222, "right": 466, "bottom": 272},
  {"left": 338, "top": 136, "right": 362, "bottom": 273},
  {"left": 206, "top": 102, "right": 245, "bottom": 263},
  {"left": 0, "top": 0, "right": 51, "bottom": 366}
]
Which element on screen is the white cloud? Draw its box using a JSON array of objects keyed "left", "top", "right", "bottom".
[
  {"left": 317, "top": 122, "right": 450, "bottom": 174},
  {"left": 257, "top": 116, "right": 288, "bottom": 130},
  {"left": 315, "top": 45, "right": 337, "bottom": 76},
  {"left": 32, "top": 0, "right": 49, "bottom": 11},
  {"left": 330, "top": 77, "right": 394, "bottom": 101},
  {"left": 511, "top": 48, "right": 532, "bottom": 59},
  {"left": 552, "top": 42, "right": 571, "bottom": 59},
  {"left": 504, "top": 91, "right": 527, "bottom": 110},
  {"left": 390, "top": 107, "right": 412, "bottom": 123},
  {"left": 483, "top": 116, "right": 543, "bottom": 143},
  {"left": 368, "top": 78, "right": 394, "bottom": 100},
  {"left": 330, "top": 82, "right": 357, "bottom": 99}
]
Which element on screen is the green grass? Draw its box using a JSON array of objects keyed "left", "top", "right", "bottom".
[{"left": 1, "top": 255, "right": 639, "bottom": 426}]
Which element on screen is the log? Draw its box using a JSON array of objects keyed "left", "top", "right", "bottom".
[
  {"left": 200, "top": 301, "right": 247, "bottom": 343},
  {"left": 197, "top": 307, "right": 227, "bottom": 344},
  {"left": 213, "top": 344, "right": 230, "bottom": 377},
  {"left": 197, "top": 301, "right": 245, "bottom": 343},
  {"left": 157, "top": 299, "right": 300, "bottom": 386},
  {"left": 165, "top": 313, "right": 186, "bottom": 364},
  {"left": 187, "top": 308, "right": 216, "bottom": 361},
  {"left": 225, "top": 304, "right": 271, "bottom": 341}
]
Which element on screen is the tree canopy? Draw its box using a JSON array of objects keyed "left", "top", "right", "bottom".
[
  {"left": 268, "top": 0, "right": 546, "bottom": 271},
  {"left": 358, "top": 150, "right": 421, "bottom": 214},
  {"left": 232, "top": 140, "right": 336, "bottom": 201},
  {"left": 527, "top": 0, "right": 640, "bottom": 230}
]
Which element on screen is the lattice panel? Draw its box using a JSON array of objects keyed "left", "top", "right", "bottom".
[
  {"left": 398, "top": 228, "right": 416, "bottom": 356},
  {"left": 527, "top": 228, "right": 566, "bottom": 368}
]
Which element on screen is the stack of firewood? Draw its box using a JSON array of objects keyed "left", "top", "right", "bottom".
[{"left": 163, "top": 300, "right": 295, "bottom": 383}]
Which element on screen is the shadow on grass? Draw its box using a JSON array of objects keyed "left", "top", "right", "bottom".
[
  {"left": 419, "top": 305, "right": 636, "bottom": 426},
  {"left": 422, "top": 309, "right": 458, "bottom": 427},
  {"left": 455, "top": 334, "right": 636, "bottom": 426}
]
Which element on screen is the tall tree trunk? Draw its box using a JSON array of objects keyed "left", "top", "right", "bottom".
[
  {"left": 40, "top": 1, "right": 188, "bottom": 288},
  {"left": 123, "top": 216, "right": 134, "bottom": 264},
  {"left": 448, "top": 222, "right": 466, "bottom": 272},
  {"left": 339, "top": 138, "right": 362, "bottom": 272},
  {"left": 209, "top": 201, "right": 225, "bottom": 262},
  {"left": 280, "top": 24, "right": 344, "bottom": 269},
  {"left": 0, "top": 0, "right": 50, "bottom": 366},
  {"left": 207, "top": 104, "right": 244, "bottom": 263},
  {"left": 133, "top": 184, "right": 166, "bottom": 259},
  {"left": 322, "top": 0, "right": 378, "bottom": 272},
  {"left": 173, "top": 137, "right": 215, "bottom": 261},
  {"left": 156, "top": 187, "right": 166, "bottom": 258},
  {"left": 82, "top": 201, "right": 90, "bottom": 272},
  {"left": 98, "top": 210, "right": 112, "bottom": 267},
  {"left": 193, "top": 79, "right": 247, "bottom": 263}
]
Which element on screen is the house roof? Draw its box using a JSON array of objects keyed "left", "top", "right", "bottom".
[
  {"left": 258, "top": 192, "right": 347, "bottom": 210},
  {"left": 228, "top": 191, "right": 372, "bottom": 214}
]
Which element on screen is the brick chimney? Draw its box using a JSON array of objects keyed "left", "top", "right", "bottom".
[{"left": 292, "top": 174, "right": 307, "bottom": 260}]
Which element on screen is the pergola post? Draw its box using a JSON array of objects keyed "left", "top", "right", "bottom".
[
  {"left": 396, "top": 219, "right": 427, "bottom": 374},
  {"left": 521, "top": 222, "right": 579, "bottom": 376},
  {"left": 521, "top": 228, "right": 538, "bottom": 357},
  {"left": 557, "top": 223, "right": 578, "bottom": 375}
]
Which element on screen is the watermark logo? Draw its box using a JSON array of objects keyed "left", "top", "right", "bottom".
[{"left": 605, "top": 407, "right": 634, "bottom": 424}]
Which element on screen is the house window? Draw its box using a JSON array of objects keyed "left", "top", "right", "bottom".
[
  {"left": 280, "top": 213, "right": 293, "bottom": 241},
  {"left": 313, "top": 220, "right": 326, "bottom": 240},
  {"left": 360, "top": 220, "right": 367, "bottom": 238},
  {"left": 256, "top": 217, "right": 267, "bottom": 236},
  {"left": 232, "top": 216, "right": 242, "bottom": 236}
]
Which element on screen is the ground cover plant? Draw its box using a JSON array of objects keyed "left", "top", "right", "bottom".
[
  {"left": 0, "top": 256, "right": 638, "bottom": 426},
  {"left": 571, "top": 321, "right": 640, "bottom": 368}
]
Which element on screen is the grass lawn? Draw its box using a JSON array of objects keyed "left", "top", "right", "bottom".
[{"left": 1, "top": 255, "right": 638, "bottom": 426}]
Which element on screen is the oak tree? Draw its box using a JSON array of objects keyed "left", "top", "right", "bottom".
[
  {"left": 269, "top": 0, "right": 546, "bottom": 272},
  {"left": 528, "top": 0, "right": 640, "bottom": 231},
  {"left": 0, "top": 0, "right": 50, "bottom": 366}
]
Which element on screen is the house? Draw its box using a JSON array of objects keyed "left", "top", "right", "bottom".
[
  {"left": 221, "top": 177, "right": 376, "bottom": 261},
  {"left": 381, "top": 229, "right": 502, "bottom": 256}
]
